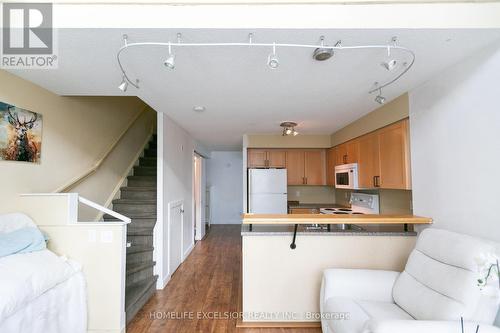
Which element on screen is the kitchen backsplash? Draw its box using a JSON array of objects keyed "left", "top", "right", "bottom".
[{"left": 288, "top": 186, "right": 336, "bottom": 204}]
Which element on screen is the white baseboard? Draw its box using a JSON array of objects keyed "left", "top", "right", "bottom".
[
  {"left": 158, "top": 274, "right": 171, "bottom": 290},
  {"left": 183, "top": 242, "right": 195, "bottom": 260}
]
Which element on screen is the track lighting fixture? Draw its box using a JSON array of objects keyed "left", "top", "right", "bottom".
[
  {"left": 280, "top": 121, "right": 298, "bottom": 136},
  {"left": 267, "top": 43, "right": 279, "bottom": 69},
  {"left": 117, "top": 34, "right": 415, "bottom": 97},
  {"left": 118, "top": 77, "right": 128, "bottom": 92},
  {"left": 313, "top": 36, "right": 335, "bottom": 61},
  {"left": 381, "top": 37, "right": 398, "bottom": 71},
  {"left": 375, "top": 88, "right": 386, "bottom": 105},
  {"left": 164, "top": 42, "right": 175, "bottom": 69}
]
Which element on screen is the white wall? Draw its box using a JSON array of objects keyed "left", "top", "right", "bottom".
[
  {"left": 409, "top": 41, "right": 500, "bottom": 243},
  {"left": 207, "top": 151, "right": 243, "bottom": 224},
  {"left": 409, "top": 41, "right": 500, "bottom": 327},
  {"left": 155, "top": 112, "right": 209, "bottom": 288},
  {"left": 0, "top": 70, "right": 149, "bottom": 220}
]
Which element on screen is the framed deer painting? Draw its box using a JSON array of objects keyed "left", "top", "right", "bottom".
[{"left": 0, "top": 102, "right": 43, "bottom": 163}]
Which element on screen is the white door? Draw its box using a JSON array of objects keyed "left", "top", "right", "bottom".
[
  {"left": 169, "top": 201, "right": 183, "bottom": 276},
  {"left": 249, "top": 193, "right": 288, "bottom": 214},
  {"left": 249, "top": 169, "right": 287, "bottom": 194}
]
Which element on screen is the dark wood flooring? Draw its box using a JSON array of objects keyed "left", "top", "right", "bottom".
[{"left": 127, "top": 224, "right": 321, "bottom": 333}]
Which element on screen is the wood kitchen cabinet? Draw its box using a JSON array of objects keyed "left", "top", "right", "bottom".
[
  {"left": 353, "top": 118, "right": 411, "bottom": 189},
  {"left": 357, "top": 132, "right": 380, "bottom": 188},
  {"left": 335, "top": 140, "right": 359, "bottom": 165},
  {"left": 326, "top": 148, "right": 336, "bottom": 186},
  {"left": 285, "top": 150, "right": 305, "bottom": 185},
  {"left": 377, "top": 119, "right": 411, "bottom": 189},
  {"left": 247, "top": 149, "right": 286, "bottom": 168},
  {"left": 304, "top": 150, "right": 325, "bottom": 185},
  {"left": 285, "top": 149, "right": 326, "bottom": 185}
]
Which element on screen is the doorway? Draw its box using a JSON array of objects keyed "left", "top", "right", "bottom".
[{"left": 193, "top": 153, "right": 206, "bottom": 241}]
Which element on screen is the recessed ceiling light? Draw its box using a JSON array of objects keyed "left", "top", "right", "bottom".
[{"left": 193, "top": 106, "right": 206, "bottom": 112}]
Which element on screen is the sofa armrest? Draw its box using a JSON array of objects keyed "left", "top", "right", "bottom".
[
  {"left": 364, "top": 319, "right": 500, "bottom": 333},
  {"left": 322, "top": 269, "right": 400, "bottom": 303}
]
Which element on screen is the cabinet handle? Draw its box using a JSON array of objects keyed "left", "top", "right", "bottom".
[
  {"left": 373, "top": 176, "right": 377, "bottom": 188},
  {"left": 374, "top": 176, "right": 380, "bottom": 187},
  {"left": 303, "top": 177, "right": 306, "bottom": 184},
  {"left": 305, "top": 177, "right": 308, "bottom": 185},
  {"left": 343, "top": 155, "right": 347, "bottom": 164}
]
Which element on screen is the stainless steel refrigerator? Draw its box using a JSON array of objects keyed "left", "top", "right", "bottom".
[{"left": 248, "top": 169, "right": 288, "bottom": 214}]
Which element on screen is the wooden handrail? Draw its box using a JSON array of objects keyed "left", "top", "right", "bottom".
[{"left": 54, "top": 106, "right": 151, "bottom": 193}]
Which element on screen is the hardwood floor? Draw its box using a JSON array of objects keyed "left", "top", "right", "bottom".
[{"left": 127, "top": 225, "right": 321, "bottom": 333}]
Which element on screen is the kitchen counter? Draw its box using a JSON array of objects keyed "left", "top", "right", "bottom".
[{"left": 242, "top": 213, "right": 432, "bottom": 225}]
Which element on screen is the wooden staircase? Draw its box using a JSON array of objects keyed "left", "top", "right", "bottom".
[{"left": 104, "top": 134, "right": 158, "bottom": 323}]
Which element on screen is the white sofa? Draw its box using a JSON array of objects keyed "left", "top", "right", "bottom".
[{"left": 320, "top": 228, "right": 500, "bottom": 333}]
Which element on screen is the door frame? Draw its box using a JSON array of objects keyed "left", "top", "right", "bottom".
[{"left": 168, "top": 199, "right": 184, "bottom": 277}]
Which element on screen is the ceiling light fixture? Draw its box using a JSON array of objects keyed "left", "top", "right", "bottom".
[
  {"left": 381, "top": 37, "right": 398, "bottom": 71},
  {"left": 280, "top": 121, "right": 298, "bottom": 136},
  {"left": 116, "top": 34, "right": 415, "bottom": 98},
  {"left": 193, "top": 106, "right": 206, "bottom": 112},
  {"left": 375, "top": 88, "right": 386, "bottom": 105},
  {"left": 267, "top": 42, "right": 279, "bottom": 69},
  {"left": 118, "top": 77, "right": 128, "bottom": 92},
  {"left": 164, "top": 42, "right": 175, "bottom": 69},
  {"left": 312, "top": 36, "right": 335, "bottom": 61}
]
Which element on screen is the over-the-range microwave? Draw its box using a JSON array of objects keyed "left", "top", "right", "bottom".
[{"left": 334, "top": 163, "right": 359, "bottom": 189}]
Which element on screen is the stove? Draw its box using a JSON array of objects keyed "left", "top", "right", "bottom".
[
  {"left": 317, "top": 193, "right": 380, "bottom": 231},
  {"left": 319, "top": 207, "right": 364, "bottom": 215}
]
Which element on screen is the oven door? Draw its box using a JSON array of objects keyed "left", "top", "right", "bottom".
[{"left": 335, "top": 170, "right": 353, "bottom": 189}]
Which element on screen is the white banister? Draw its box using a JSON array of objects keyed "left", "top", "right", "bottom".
[{"left": 79, "top": 196, "right": 131, "bottom": 224}]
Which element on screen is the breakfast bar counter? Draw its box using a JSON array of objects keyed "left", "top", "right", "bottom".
[{"left": 240, "top": 213, "right": 432, "bottom": 326}]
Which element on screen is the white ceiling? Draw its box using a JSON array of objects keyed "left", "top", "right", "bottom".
[{"left": 8, "top": 28, "right": 500, "bottom": 150}]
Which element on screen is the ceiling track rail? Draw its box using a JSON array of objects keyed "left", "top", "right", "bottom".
[{"left": 116, "top": 34, "right": 415, "bottom": 102}]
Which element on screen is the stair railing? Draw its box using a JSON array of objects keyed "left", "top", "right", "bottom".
[{"left": 79, "top": 195, "right": 131, "bottom": 224}]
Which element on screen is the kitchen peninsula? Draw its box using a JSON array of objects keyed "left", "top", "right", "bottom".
[{"left": 240, "top": 213, "right": 432, "bottom": 326}]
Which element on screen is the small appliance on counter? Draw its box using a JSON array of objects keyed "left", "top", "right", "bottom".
[{"left": 248, "top": 169, "right": 288, "bottom": 214}]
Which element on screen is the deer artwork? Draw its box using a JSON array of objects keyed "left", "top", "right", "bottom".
[{"left": 5, "top": 107, "right": 39, "bottom": 162}]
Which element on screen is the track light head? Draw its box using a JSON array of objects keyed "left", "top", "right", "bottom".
[
  {"left": 292, "top": 129, "right": 299, "bottom": 136},
  {"left": 268, "top": 54, "right": 279, "bottom": 69},
  {"left": 267, "top": 43, "right": 279, "bottom": 69},
  {"left": 118, "top": 78, "right": 128, "bottom": 92},
  {"left": 164, "top": 42, "right": 175, "bottom": 69},
  {"left": 375, "top": 94, "right": 386, "bottom": 105},
  {"left": 164, "top": 54, "right": 175, "bottom": 69},
  {"left": 381, "top": 59, "right": 397, "bottom": 71}
]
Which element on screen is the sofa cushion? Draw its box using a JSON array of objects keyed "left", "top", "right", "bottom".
[
  {"left": 323, "top": 297, "right": 413, "bottom": 333},
  {"left": 393, "top": 228, "right": 498, "bottom": 322}
]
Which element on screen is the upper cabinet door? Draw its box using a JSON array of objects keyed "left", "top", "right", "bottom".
[
  {"left": 267, "top": 150, "right": 286, "bottom": 168},
  {"left": 357, "top": 132, "right": 380, "bottom": 189},
  {"left": 378, "top": 119, "right": 411, "bottom": 189},
  {"left": 346, "top": 140, "right": 359, "bottom": 164},
  {"left": 326, "top": 148, "right": 336, "bottom": 186},
  {"left": 304, "top": 150, "right": 326, "bottom": 185},
  {"left": 335, "top": 144, "right": 347, "bottom": 165},
  {"left": 248, "top": 149, "right": 268, "bottom": 168},
  {"left": 286, "top": 150, "right": 305, "bottom": 185}
]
